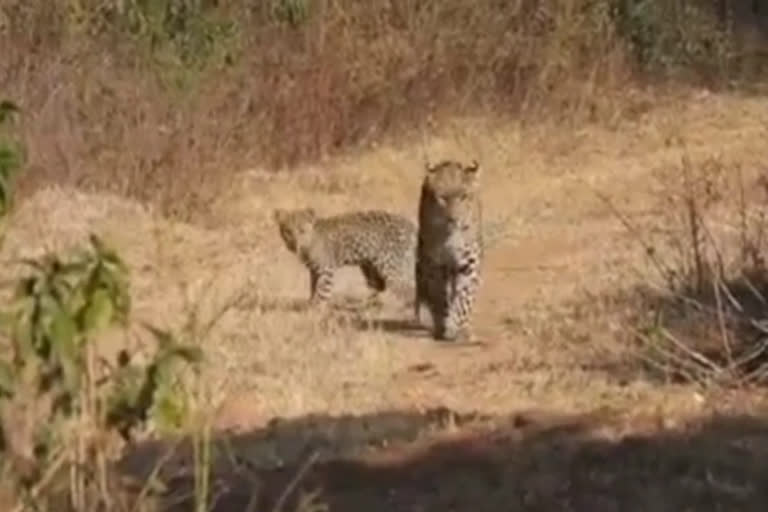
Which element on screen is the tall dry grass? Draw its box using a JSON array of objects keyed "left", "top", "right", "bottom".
[{"left": 2, "top": 0, "right": 764, "bottom": 220}]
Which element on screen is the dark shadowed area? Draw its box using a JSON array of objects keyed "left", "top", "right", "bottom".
[{"left": 116, "top": 407, "right": 768, "bottom": 512}]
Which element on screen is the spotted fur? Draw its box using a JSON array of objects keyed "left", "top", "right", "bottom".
[
  {"left": 415, "top": 159, "right": 483, "bottom": 341},
  {"left": 273, "top": 208, "right": 417, "bottom": 306}
]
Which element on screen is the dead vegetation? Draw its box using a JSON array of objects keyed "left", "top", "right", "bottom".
[
  {"left": 2, "top": 0, "right": 768, "bottom": 511},
  {"left": 594, "top": 148, "right": 768, "bottom": 388},
  {"left": 2, "top": 0, "right": 766, "bottom": 221}
]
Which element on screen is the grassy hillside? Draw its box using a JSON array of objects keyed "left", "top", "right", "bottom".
[{"left": 2, "top": 0, "right": 766, "bottom": 219}]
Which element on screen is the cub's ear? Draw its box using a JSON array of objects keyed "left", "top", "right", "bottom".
[
  {"left": 425, "top": 161, "right": 435, "bottom": 173},
  {"left": 303, "top": 207, "right": 317, "bottom": 219},
  {"left": 464, "top": 160, "right": 480, "bottom": 175},
  {"left": 273, "top": 208, "right": 286, "bottom": 222}
]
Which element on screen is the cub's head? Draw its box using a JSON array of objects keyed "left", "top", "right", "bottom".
[
  {"left": 273, "top": 207, "right": 317, "bottom": 253},
  {"left": 422, "top": 159, "right": 481, "bottom": 225}
]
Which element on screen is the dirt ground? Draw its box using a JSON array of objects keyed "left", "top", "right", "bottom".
[{"left": 3, "top": 86, "right": 768, "bottom": 510}]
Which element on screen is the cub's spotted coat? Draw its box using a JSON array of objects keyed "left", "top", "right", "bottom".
[{"left": 274, "top": 208, "right": 417, "bottom": 306}]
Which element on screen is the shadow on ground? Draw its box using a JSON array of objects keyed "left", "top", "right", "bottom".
[
  {"left": 245, "top": 291, "right": 433, "bottom": 338},
  {"left": 545, "top": 266, "right": 768, "bottom": 389},
  {"left": 117, "top": 406, "right": 768, "bottom": 511},
  {"left": 350, "top": 316, "right": 427, "bottom": 336}
]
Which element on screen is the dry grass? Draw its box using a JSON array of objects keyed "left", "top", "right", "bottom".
[
  {"left": 2, "top": 85, "right": 766, "bottom": 405},
  {"left": 1, "top": 90, "right": 768, "bottom": 508},
  {"left": 2, "top": 84, "right": 768, "bottom": 508},
  {"left": 5, "top": 0, "right": 764, "bottom": 222},
  {"left": 2, "top": 1, "right": 768, "bottom": 509}
]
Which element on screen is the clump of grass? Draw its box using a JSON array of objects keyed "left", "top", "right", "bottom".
[{"left": 603, "top": 144, "right": 768, "bottom": 388}]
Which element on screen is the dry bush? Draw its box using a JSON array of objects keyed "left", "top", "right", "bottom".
[
  {"left": 0, "top": 0, "right": 645, "bottom": 220},
  {"left": 605, "top": 148, "right": 768, "bottom": 388},
  {"left": 2, "top": 0, "right": 765, "bottom": 223},
  {"left": 2, "top": 1, "right": 764, "bottom": 223}
]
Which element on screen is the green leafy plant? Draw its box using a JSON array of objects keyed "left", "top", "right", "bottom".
[
  {"left": 0, "top": 100, "right": 22, "bottom": 227},
  {"left": 0, "top": 235, "right": 131, "bottom": 405},
  {"left": 68, "top": 0, "right": 239, "bottom": 82},
  {"left": 0, "top": 236, "right": 203, "bottom": 510},
  {"left": 0, "top": 161, "right": 202, "bottom": 508},
  {"left": 0, "top": 231, "right": 202, "bottom": 445},
  {"left": 106, "top": 322, "right": 203, "bottom": 440},
  {"left": 614, "top": 0, "right": 729, "bottom": 74}
]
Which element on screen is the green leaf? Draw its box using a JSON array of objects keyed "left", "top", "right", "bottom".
[
  {"left": 12, "top": 305, "right": 37, "bottom": 360},
  {"left": 50, "top": 308, "right": 81, "bottom": 393},
  {"left": 0, "top": 146, "right": 21, "bottom": 181},
  {"left": 50, "top": 308, "right": 77, "bottom": 350},
  {"left": 150, "top": 384, "right": 189, "bottom": 433},
  {"left": 81, "top": 288, "right": 115, "bottom": 333},
  {"left": 0, "top": 100, "right": 20, "bottom": 124},
  {"left": 0, "top": 310, "right": 14, "bottom": 333},
  {"left": 0, "top": 359, "right": 16, "bottom": 397}
]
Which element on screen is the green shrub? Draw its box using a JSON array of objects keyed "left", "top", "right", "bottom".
[
  {"left": 65, "top": 0, "right": 240, "bottom": 88},
  {"left": 614, "top": 0, "right": 730, "bottom": 75},
  {"left": 0, "top": 100, "right": 22, "bottom": 226},
  {"left": 0, "top": 232, "right": 202, "bottom": 456},
  {"left": 0, "top": 98, "right": 203, "bottom": 508}
]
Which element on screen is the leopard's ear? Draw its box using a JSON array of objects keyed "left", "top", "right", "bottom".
[
  {"left": 303, "top": 207, "right": 317, "bottom": 220},
  {"left": 273, "top": 208, "right": 286, "bottom": 223}
]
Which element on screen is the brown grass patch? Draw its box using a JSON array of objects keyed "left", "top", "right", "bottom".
[{"left": 3, "top": 0, "right": 766, "bottom": 221}]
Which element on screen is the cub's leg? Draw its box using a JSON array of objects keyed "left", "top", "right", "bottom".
[{"left": 309, "top": 266, "right": 335, "bottom": 304}]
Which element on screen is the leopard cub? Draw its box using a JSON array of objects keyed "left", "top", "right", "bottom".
[{"left": 273, "top": 208, "right": 417, "bottom": 306}]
